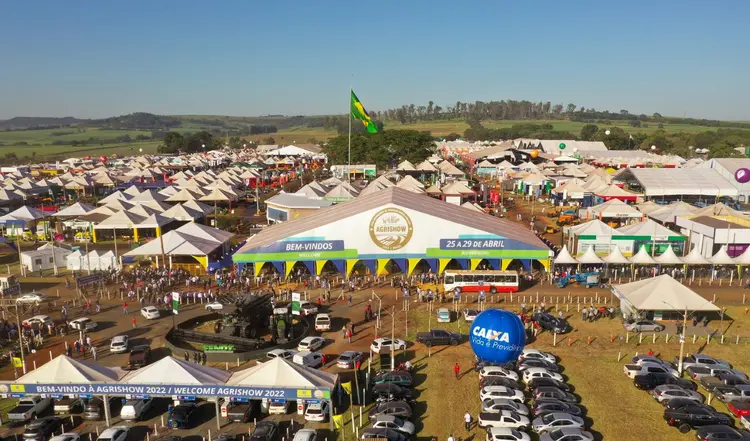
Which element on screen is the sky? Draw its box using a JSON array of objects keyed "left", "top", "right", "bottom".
[{"left": 0, "top": 0, "right": 748, "bottom": 120}]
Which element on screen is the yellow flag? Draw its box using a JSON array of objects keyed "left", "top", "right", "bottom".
[
  {"left": 341, "top": 381, "right": 352, "bottom": 395},
  {"left": 12, "top": 357, "right": 23, "bottom": 368},
  {"left": 333, "top": 414, "right": 345, "bottom": 429}
]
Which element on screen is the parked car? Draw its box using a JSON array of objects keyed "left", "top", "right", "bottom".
[
  {"left": 742, "top": 416, "right": 750, "bottom": 431},
  {"left": 634, "top": 372, "right": 694, "bottom": 390},
  {"left": 16, "top": 292, "right": 46, "bottom": 304},
  {"left": 480, "top": 365, "right": 520, "bottom": 381},
  {"left": 68, "top": 317, "right": 97, "bottom": 331},
  {"left": 539, "top": 428, "right": 594, "bottom": 441},
  {"left": 293, "top": 351, "right": 324, "bottom": 369},
  {"left": 168, "top": 403, "right": 198, "bottom": 429},
  {"left": 84, "top": 398, "right": 105, "bottom": 420},
  {"left": 120, "top": 399, "right": 153, "bottom": 421},
  {"left": 728, "top": 402, "right": 750, "bottom": 419},
  {"left": 297, "top": 336, "right": 325, "bottom": 352},
  {"left": 205, "top": 301, "right": 224, "bottom": 312},
  {"left": 623, "top": 363, "right": 679, "bottom": 379},
  {"left": 481, "top": 399, "right": 529, "bottom": 416},
  {"left": 527, "top": 377, "right": 573, "bottom": 393},
  {"left": 676, "top": 354, "right": 731, "bottom": 371},
  {"left": 266, "top": 349, "right": 296, "bottom": 360},
  {"left": 373, "top": 371, "right": 412, "bottom": 387},
  {"left": 522, "top": 368, "right": 564, "bottom": 384},
  {"left": 694, "top": 425, "right": 750, "bottom": 441},
  {"left": 370, "top": 338, "right": 407, "bottom": 354},
  {"left": 23, "top": 417, "right": 63, "bottom": 441},
  {"left": 416, "top": 329, "right": 461, "bottom": 347},
  {"left": 517, "top": 359, "right": 560, "bottom": 373},
  {"left": 369, "top": 415, "right": 416, "bottom": 435},
  {"left": 250, "top": 421, "right": 279, "bottom": 441},
  {"left": 268, "top": 400, "right": 290, "bottom": 415},
  {"left": 304, "top": 401, "right": 329, "bottom": 422},
  {"left": 360, "top": 428, "right": 407, "bottom": 441},
  {"left": 663, "top": 399, "right": 715, "bottom": 414},
  {"left": 664, "top": 406, "right": 733, "bottom": 433},
  {"left": 631, "top": 355, "right": 670, "bottom": 366},
  {"left": 298, "top": 301, "right": 318, "bottom": 316},
  {"left": 480, "top": 377, "right": 523, "bottom": 391},
  {"left": 110, "top": 335, "right": 130, "bottom": 354},
  {"left": 533, "top": 313, "right": 571, "bottom": 334},
  {"left": 463, "top": 309, "right": 479, "bottom": 321},
  {"left": 519, "top": 349, "right": 556, "bottom": 364},
  {"left": 534, "top": 387, "right": 577, "bottom": 403},
  {"left": 314, "top": 314, "right": 331, "bottom": 331},
  {"left": 338, "top": 351, "right": 363, "bottom": 369},
  {"left": 478, "top": 410, "right": 530, "bottom": 429},
  {"left": 372, "top": 384, "right": 413, "bottom": 402},
  {"left": 717, "top": 385, "right": 750, "bottom": 403},
  {"left": 532, "top": 400, "right": 583, "bottom": 417},
  {"left": 368, "top": 402, "right": 412, "bottom": 419},
  {"left": 485, "top": 427, "right": 530, "bottom": 441},
  {"left": 293, "top": 429, "right": 317, "bottom": 441},
  {"left": 437, "top": 308, "right": 452, "bottom": 323},
  {"left": 96, "top": 427, "right": 130, "bottom": 441},
  {"left": 624, "top": 320, "right": 665, "bottom": 332},
  {"left": 53, "top": 397, "right": 82, "bottom": 414},
  {"left": 650, "top": 385, "right": 704, "bottom": 404},
  {"left": 225, "top": 401, "right": 260, "bottom": 423},
  {"left": 480, "top": 386, "right": 525, "bottom": 403},
  {"left": 22, "top": 315, "right": 54, "bottom": 328},
  {"left": 8, "top": 395, "right": 52, "bottom": 423},
  {"left": 50, "top": 434, "right": 82, "bottom": 441},
  {"left": 531, "top": 412, "right": 586, "bottom": 433},
  {"left": 140, "top": 306, "right": 160, "bottom": 319}
]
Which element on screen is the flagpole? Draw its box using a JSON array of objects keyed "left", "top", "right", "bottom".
[{"left": 348, "top": 87, "right": 352, "bottom": 183}]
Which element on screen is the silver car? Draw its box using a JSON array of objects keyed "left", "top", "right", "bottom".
[
  {"left": 624, "top": 320, "right": 665, "bottom": 332},
  {"left": 650, "top": 385, "right": 703, "bottom": 403},
  {"left": 369, "top": 415, "right": 415, "bottom": 435},
  {"left": 481, "top": 398, "right": 529, "bottom": 416},
  {"left": 539, "top": 428, "right": 594, "bottom": 441},
  {"left": 531, "top": 412, "right": 585, "bottom": 433}
]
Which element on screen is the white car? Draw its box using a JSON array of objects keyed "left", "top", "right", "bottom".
[
  {"left": 314, "top": 313, "right": 332, "bottom": 331},
  {"left": 650, "top": 385, "right": 704, "bottom": 403},
  {"left": 478, "top": 410, "right": 530, "bottom": 429},
  {"left": 522, "top": 368, "right": 564, "bottom": 384},
  {"left": 539, "top": 428, "right": 594, "bottom": 441},
  {"left": 16, "top": 292, "right": 46, "bottom": 304},
  {"left": 298, "top": 336, "right": 325, "bottom": 352},
  {"left": 205, "top": 302, "right": 223, "bottom": 312},
  {"left": 293, "top": 429, "right": 317, "bottom": 441},
  {"left": 266, "top": 349, "right": 296, "bottom": 360},
  {"left": 304, "top": 401, "right": 329, "bottom": 422},
  {"left": 531, "top": 412, "right": 585, "bottom": 433},
  {"left": 480, "top": 386, "right": 525, "bottom": 403},
  {"left": 269, "top": 400, "right": 290, "bottom": 415},
  {"left": 23, "top": 315, "right": 54, "bottom": 327},
  {"left": 140, "top": 306, "right": 160, "bottom": 320},
  {"left": 50, "top": 434, "right": 81, "bottom": 441},
  {"left": 370, "top": 338, "right": 407, "bottom": 354},
  {"left": 110, "top": 335, "right": 130, "bottom": 354},
  {"left": 479, "top": 366, "right": 520, "bottom": 382},
  {"left": 464, "top": 309, "right": 479, "bottom": 321},
  {"left": 486, "top": 427, "right": 530, "bottom": 441},
  {"left": 481, "top": 399, "right": 530, "bottom": 416},
  {"left": 519, "top": 349, "right": 556, "bottom": 364},
  {"left": 293, "top": 351, "right": 324, "bottom": 369},
  {"left": 299, "top": 301, "right": 318, "bottom": 316},
  {"left": 96, "top": 426, "right": 129, "bottom": 441},
  {"left": 68, "top": 317, "right": 98, "bottom": 331}
]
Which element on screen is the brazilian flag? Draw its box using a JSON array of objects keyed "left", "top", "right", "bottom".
[{"left": 350, "top": 90, "right": 378, "bottom": 133}]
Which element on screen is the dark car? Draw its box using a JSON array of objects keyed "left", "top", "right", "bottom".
[
  {"left": 225, "top": 401, "right": 260, "bottom": 423},
  {"left": 534, "top": 387, "right": 577, "bottom": 403},
  {"left": 215, "top": 435, "right": 241, "bottom": 441},
  {"left": 664, "top": 406, "right": 733, "bottom": 433},
  {"left": 528, "top": 377, "right": 573, "bottom": 393},
  {"left": 532, "top": 399, "right": 583, "bottom": 417},
  {"left": 128, "top": 345, "right": 153, "bottom": 369},
  {"left": 480, "top": 377, "right": 523, "bottom": 390},
  {"left": 360, "top": 428, "right": 407, "bottom": 441},
  {"left": 517, "top": 359, "right": 560, "bottom": 373},
  {"left": 533, "top": 313, "right": 571, "bottom": 334},
  {"left": 695, "top": 425, "right": 750, "bottom": 440},
  {"left": 368, "top": 402, "right": 412, "bottom": 419},
  {"left": 23, "top": 416, "right": 62, "bottom": 441},
  {"left": 634, "top": 372, "right": 693, "bottom": 390},
  {"left": 250, "top": 421, "right": 279, "bottom": 441},
  {"left": 415, "top": 329, "right": 461, "bottom": 347},
  {"left": 373, "top": 371, "right": 413, "bottom": 388},
  {"left": 664, "top": 399, "right": 715, "bottom": 413},
  {"left": 373, "top": 384, "right": 413, "bottom": 402},
  {"left": 168, "top": 403, "right": 197, "bottom": 429}
]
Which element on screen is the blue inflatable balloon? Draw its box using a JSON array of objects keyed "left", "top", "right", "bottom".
[{"left": 469, "top": 308, "right": 526, "bottom": 363}]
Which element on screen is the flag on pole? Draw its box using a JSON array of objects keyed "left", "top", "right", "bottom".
[
  {"left": 172, "top": 292, "right": 180, "bottom": 315},
  {"left": 341, "top": 381, "right": 352, "bottom": 395},
  {"left": 12, "top": 357, "right": 22, "bottom": 368},
  {"left": 333, "top": 414, "right": 345, "bottom": 429},
  {"left": 350, "top": 90, "right": 378, "bottom": 133}
]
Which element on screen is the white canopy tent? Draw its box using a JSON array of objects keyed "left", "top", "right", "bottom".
[
  {"left": 552, "top": 245, "right": 578, "bottom": 265},
  {"left": 577, "top": 247, "right": 604, "bottom": 264},
  {"left": 226, "top": 357, "right": 338, "bottom": 390},
  {"left": 709, "top": 245, "right": 735, "bottom": 265},
  {"left": 654, "top": 245, "right": 683, "bottom": 265},
  {"left": 602, "top": 246, "right": 630, "bottom": 264},
  {"left": 17, "top": 355, "right": 125, "bottom": 383},
  {"left": 613, "top": 274, "right": 720, "bottom": 317},
  {"left": 682, "top": 247, "right": 712, "bottom": 265},
  {"left": 120, "top": 356, "right": 231, "bottom": 385},
  {"left": 629, "top": 246, "right": 657, "bottom": 265},
  {"left": 53, "top": 202, "right": 95, "bottom": 217},
  {"left": 733, "top": 247, "right": 750, "bottom": 266}
]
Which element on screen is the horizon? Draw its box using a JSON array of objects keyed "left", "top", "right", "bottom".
[{"left": 1, "top": 0, "right": 748, "bottom": 121}]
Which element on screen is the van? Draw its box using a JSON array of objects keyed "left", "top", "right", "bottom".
[
  {"left": 314, "top": 314, "right": 331, "bottom": 331},
  {"left": 437, "top": 308, "right": 451, "bottom": 323},
  {"left": 293, "top": 351, "right": 324, "bottom": 369},
  {"left": 120, "top": 399, "right": 153, "bottom": 421}
]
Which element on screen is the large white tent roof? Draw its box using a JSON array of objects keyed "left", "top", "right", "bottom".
[
  {"left": 227, "top": 357, "right": 337, "bottom": 389},
  {"left": 648, "top": 201, "right": 699, "bottom": 224},
  {"left": 614, "top": 274, "right": 720, "bottom": 312},
  {"left": 602, "top": 246, "right": 630, "bottom": 264},
  {"left": 629, "top": 246, "right": 657, "bottom": 264},
  {"left": 617, "top": 219, "right": 678, "bottom": 239},
  {"left": 120, "top": 356, "right": 231, "bottom": 385},
  {"left": 577, "top": 246, "right": 604, "bottom": 264},
  {"left": 682, "top": 246, "right": 711, "bottom": 265},
  {"left": 18, "top": 355, "right": 125, "bottom": 384},
  {"left": 654, "top": 245, "right": 683, "bottom": 265},
  {"left": 626, "top": 168, "right": 738, "bottom": 197},
  {"left": 553, "top": 245, "right": 578, "bottom": 265},
  {"left": 53, "top": 202, "right": 96, "bottom": 217},
  {"left": 569, "top": 219, "right": 621, "bottom": 237},
  {"left": 709, "top": 245, "right": 735, "bottom": 265}
]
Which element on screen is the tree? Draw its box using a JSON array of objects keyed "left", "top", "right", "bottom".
[
  {"left": 261, "top": 136, "right": 276, "bottom": 144},
  {"left": 580, "top": 124, "right": 599, "bottom": 141},
  {"left": 323, "top": 129, "right": 434, "bottom": 168},
  {"left": 158, "top": 132, "right": 185, "bottom": 153}
]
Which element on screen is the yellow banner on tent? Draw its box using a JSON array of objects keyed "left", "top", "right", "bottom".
[
  {"left": 407, "top": 258, "right": 421, "bottom": 276},
  {"left": 501, "top": 259, "right": 512, "bottom": 271},
  {"left": 377, "top": 258, "right": 390, "bottom": 276},
  {"left": 341, "top": 381, "right": 352, "bottom": 395},
  {"left": 470, "top": 258, "right": 483, "bottom": 271},
  {"left": 192, "top": 255, "right": 208, "bottom": 268},
  {"left": 538, "top": 259, "right": 550, "bottom": 272},
  {"left": 285, "top": 262, "right": 295, "bottom": 278},
  {"left": 346, "top": 259, "right": 358, "bottom": 276},
  {"left": 439, "top": 258, "right": 451, "bottom": 273},
  {"left": 12, "top": 357, "right": 22, "bottom": 368},
  {"left": 333, "top": 414, "right": 345, "bottom": 429},
  {"left": 315, "top": 260, "right": 327, "bottom": 275}
]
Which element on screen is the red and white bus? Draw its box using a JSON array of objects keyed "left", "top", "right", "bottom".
[{"left": 443, "top": 270, "right": 520, "bottom": 293}]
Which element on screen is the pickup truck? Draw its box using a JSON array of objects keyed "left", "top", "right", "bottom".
[
  {"left": 415, "top": 329, "right": 461, "bottom": 347},
  {"left": 477, "top": 410, "right": 530, "bottom": 429},
  {"left": 675, "top": 354, "right": 731, "bottom": 371},
  {"left": 8, "top": 396, "right": 52, "bottom": 423},
  {"left": 688, "top": 366, "right": 747, "bottom": 383},
  {"left": 53, "top": 397, "right": 82, "bottom": 415},
  {"left": 224, "top": 401, "right": 259, "bottom": 423},
  {"left": 715, "top": 384, "right": 750, "bottom": 403},
  {"left": 623, "top": 363, "right": 678, "bottom": 379}
]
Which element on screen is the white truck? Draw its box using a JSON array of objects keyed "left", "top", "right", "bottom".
[
  {"left": 622, "top": 363, "right": 678, "bottom": 379},
  {"left": 7, "top": 396, "right": 52, "bottom": 423}
]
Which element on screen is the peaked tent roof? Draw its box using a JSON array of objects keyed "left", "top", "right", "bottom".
[
  {"left": 570, "top": 219, "right": 621, "bottom": 237},
  {"left": 93, "top": 210, "right": 146, "bottom": 229},
  {"left": 648, "top": 201, "right": 699, "bottom": 224},
  {"left": 120, "top": 356, "right": 231, "bottom": 385},
  {"left": 734, "top": 247, "right": 750, "bottom": 265},
  {"left": 629, "top": 246, "right": 657, "bottom": 264},
  {"left": 602, "top": 246, "right": 630, "bottom": 264},
  {"left": 654, "top": 245, "right": 684, "bottom": 264},
  {"left": 53, "top": 202, "right": 96, "bottom": 217},
  {"left": 161, "top": 203, "right": 203, "bottom": 221},
  {"left": 682, "top": 246, "right": 711, "bottom": 265},
  {"left": 3, "top": 205, "right": 48, "bottom": 221},
  {"left": 617, "top": 219, "right": 678, "bottom": 239},
  {"left": 553, "top": 245, "right": 578, "bottom": 265},
  {"left": 227, "top": 357, "right": 337, "bottom": 389},
  {"left": 577, "top": 246, "right": 604, "bottom": 264},
  {"left": 709, "top": 245, "right": 735, "bottom": 265},
  {"left": 18, "top": 355, "right": 125, "bottom": 384},
  {"left": 614, "top": 274, "right": 720, "bottom": 312}
]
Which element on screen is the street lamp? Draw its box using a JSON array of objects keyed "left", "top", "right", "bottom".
[
  {"left": 651, "top": 145, "right": 656, "bottom": 151},
  {"left": 605, "top": 130, "right": 611, "bottom": 136},
  {"left": 662, "top": 299, "right": 715, "bottom": 374}
]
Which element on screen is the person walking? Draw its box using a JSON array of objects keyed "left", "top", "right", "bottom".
[
  {"left": 464, "top": 412, "right": 472, "bottom": 431},
  {"left": 91, "top": 345, "right": 98, "bottom": 361},
  {"left": 348, "top": 295, "right": 353, "bottom": 307},
  {"left": 132, "top": 317, "right": 137, "bottom": 329},
  {"left": 122, "top": 302, "right": 128, "bottom": 315},
  {"left": 66, "top": 345, "right": 73, "bottom": 358},
  {"left": 454, "top": 362, "right": 460, "bottom": 379}
]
